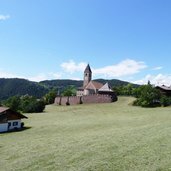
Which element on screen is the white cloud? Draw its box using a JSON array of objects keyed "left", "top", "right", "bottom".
[
  {"left": 0, "top": 69, "right": 62, "bottom": 82},
  {"left": 0, "top": 15, "right": 10, "bottom": 21},
  {"left": 152, "top": 66, "right": 163, "bottom": 70},
  {"left": 133, "top": 74, "right": 171, "bottom": 86},
  {"left": 0, "top": 70, "right": 18, "bottom": 78},
  {"left": 69, "top": 77, "right": 82, "bottom": 80},
  {"left": 93, "top": 59, "right": 147, "bottom": 78},
  {"left": 26, "top": 72, "right": 62, "bottom": 82},
  {"left": 61, "top": 60, "right": 87, "bottom": 74}
]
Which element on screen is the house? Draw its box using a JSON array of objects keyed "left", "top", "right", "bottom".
[
  {"left": 98, "top": 82, "right": 118, "bottom": 101},
  {"left": 0, "top": 107, "right": 27, "bottom": 133},
  {"left": 156, "top": 85, "right": 171, "bottom": 96}
]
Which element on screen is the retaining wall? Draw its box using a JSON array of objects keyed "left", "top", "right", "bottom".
[{"left": 54, "top": 94, "right": 115, "bottom": 105}]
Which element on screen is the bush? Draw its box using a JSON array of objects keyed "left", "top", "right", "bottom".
[
  {"left": 133, "top": 85, "right": 161, "bottom": 107},
  {"left": 3, "top": 96, "right": 21, "bottom": 112},
  {"left": 20, "top": 96, "right": 45, "bottom": 113},
  {"left": 44, "top": 90, "right": 57, "bottom": 104},
  {"left": 160, "top": 96, "right": 171, "bottom": 107},
  {"left": 3, "top": 95, "right": 45, "bottom": 113}
]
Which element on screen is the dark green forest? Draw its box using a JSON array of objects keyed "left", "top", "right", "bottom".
[{"left": 0, "top": 78, "right": 138, "bottom": 100}]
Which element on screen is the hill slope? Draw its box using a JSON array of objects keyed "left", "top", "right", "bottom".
[
  {"left": 40, "top": 78, "right": 138, "bottom": 89},
  {"left": 0, "top": 78, "right": 138, "bottom": 100},
  {"left": 0, "top": 78, "right": 49, "bottom": 100}
]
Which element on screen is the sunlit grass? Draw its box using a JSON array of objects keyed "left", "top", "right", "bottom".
[{"left": 0, "top": 96, "right": 171, "bottom": 171}]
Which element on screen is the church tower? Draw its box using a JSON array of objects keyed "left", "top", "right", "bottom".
[{"left": 83, "top": 64, "right": 92, "bottom": 88}]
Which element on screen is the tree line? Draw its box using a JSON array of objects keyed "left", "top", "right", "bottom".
[
  {"left": 0, "top": 90, "right": 57, "bottom": 113},
  {"left": 113, "top": 83, "right": 171, "bottom": 107}
]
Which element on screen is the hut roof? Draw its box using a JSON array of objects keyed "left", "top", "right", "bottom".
[
  {"left": 0, "top": 107, "right": 28, "bottom": 119},
  {"left": 98, "top": 82, "right": 113, "bottom": 92},
  {"left": 156, "top": 85, "right": 171, "bottom": 91},
  {"left": 0, "top": 107, "right": 9, "bottom": 113}
]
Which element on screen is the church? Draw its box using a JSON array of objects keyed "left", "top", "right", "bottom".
[
  {"left": 77, "top": 64, "right": 103, "bottom": 96},
  {"left": 77, "top": 64, "right": 117, "bottom": 100},
  {"left": 54, "top": 64, "right": 117, "bottom": 105}
]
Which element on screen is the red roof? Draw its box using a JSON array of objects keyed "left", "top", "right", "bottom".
[
  {"left": 85, "top": 81, "right": 103, "bottom": 90},
  {"left": 0, "top": 107, "right": 28, "bottom": 119}
]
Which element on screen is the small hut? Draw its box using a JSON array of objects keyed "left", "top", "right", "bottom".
[
  {"left": 156, "top": 85, "right": 171, "bottom": 96},
  {"left": 98, "top": 83, "right": 117, "bottom": 102},
  {"left": 0, "top": 107, "right": 27, "bottom": 133}
]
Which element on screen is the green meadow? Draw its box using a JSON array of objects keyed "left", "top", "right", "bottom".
[{"left": 1, "top": 97, "right": 171, "bottom": 171}]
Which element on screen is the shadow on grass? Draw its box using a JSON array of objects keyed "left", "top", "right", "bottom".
[{"left": 0, "top": 126, "right": 32, "bottom": 134}]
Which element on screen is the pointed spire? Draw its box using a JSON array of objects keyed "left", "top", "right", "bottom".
[
  {"left": 84, "top": 64, "right": 92, "bottom": 73},
  {"left": 147, "top": 80, "right": 151, "bottom": 85}
]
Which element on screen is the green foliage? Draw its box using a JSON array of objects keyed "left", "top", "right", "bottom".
[
  {"left": 133, "top": 85, "right": 161, "bottom": 107},
  {"left": 40, "top": 79, "right": 82, "bottom": 90},
  {"left": 61, "top": 86, "right": 76, "bottom": 96},
  {"left": 20, "top": 95, "right": 45, "bottom": 113},
  {"left": 113, "top": 83, "right": 136, "bottom": 96},
  {"left": 44, "top": 90, "right": 57, "bottom": 104},
  {"left": 3, "top": 95, "right": 45, "bottom": 113},
  {"left": 0, "top": 78, "right": 49, "bottom": 100},
  {"left": 3, "top": 96, "right": 21, "bottom": 111},
  {"left": 160, "top": 96, "right": 171, "bottom": 107}
]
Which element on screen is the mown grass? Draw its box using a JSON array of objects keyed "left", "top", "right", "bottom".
[{"left": 1, "top": 96, "right": 171, "bottom": 171}]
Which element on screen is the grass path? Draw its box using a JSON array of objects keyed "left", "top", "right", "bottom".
[{"left": 1, "top": 97, "right": 171, "bottom": 171}]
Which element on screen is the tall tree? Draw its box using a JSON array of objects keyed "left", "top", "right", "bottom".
[
  {"left": 62, "top": 86, "right": 76, "bottom": 96},
  {"left": 44, "top": 90, "right": 57, "bottom": 104}
]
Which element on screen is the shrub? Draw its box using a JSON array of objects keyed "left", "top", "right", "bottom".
[
  {"left": 44, "top": 90, "right": 57, "bottom": 104},
  {"left": 3, "top": 96, "right": 21, "bottom": 112},
  {"left": 133, "top": 85, "right": 161, "bottom": 107},
  {"left": 3, "top": 95, "right": 45, "bottom": 113},
  {"left": 160, "top": 96, "right": 171, "bottom": 107},
  {"left": 20, "top": 96, "right": 45, "bottom": 113}
]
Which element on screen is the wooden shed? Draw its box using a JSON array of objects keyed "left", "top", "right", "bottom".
[{"left": 0, "top": 107, "right": 27, "bottom": 133}]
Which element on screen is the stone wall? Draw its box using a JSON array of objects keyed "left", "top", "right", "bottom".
[
  {"left": 54, "top": 94, "right": 115, "bottom": 105},
  {"left": 82, "top": 94, "right": 112, "bottom": 104}
]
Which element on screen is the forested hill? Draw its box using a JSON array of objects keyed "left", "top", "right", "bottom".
[
  {"left": 0, "top": 78, "right": 49, "bottom": 100},
  {"left": 40, "top": 79, "right": 138, "bottom": 89},
  {"left": 0, "top": 78, "right": 138, "bottom": 100}
]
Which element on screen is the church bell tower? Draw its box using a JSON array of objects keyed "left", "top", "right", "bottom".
[{"left": 83, "top": 64, "right": 92, "bottom": 88}]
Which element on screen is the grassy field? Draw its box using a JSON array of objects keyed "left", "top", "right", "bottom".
[{"left": 1, "top": 96, "right": 171, "bottom": 171}]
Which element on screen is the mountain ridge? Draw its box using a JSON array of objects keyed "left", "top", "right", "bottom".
[{"left": 0, "top": 78, "right": 139, "bottom": 100}]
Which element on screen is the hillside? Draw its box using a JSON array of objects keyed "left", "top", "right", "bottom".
[
  {"left": 40, "top": 78, "right": 138, "bottom": 89},
  {"left": 0, "top": 78, "right": 49, "bottom": 100},
  {"left": 1, "top": 97, "right": 171, "bottom": 171},
  {"left": 0, "top": 78, "right": 138, "bottom": 100}
]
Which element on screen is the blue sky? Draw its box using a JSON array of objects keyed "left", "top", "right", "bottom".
[{"left": 0, "top": 0, "right": 171, "bottom": 85}]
